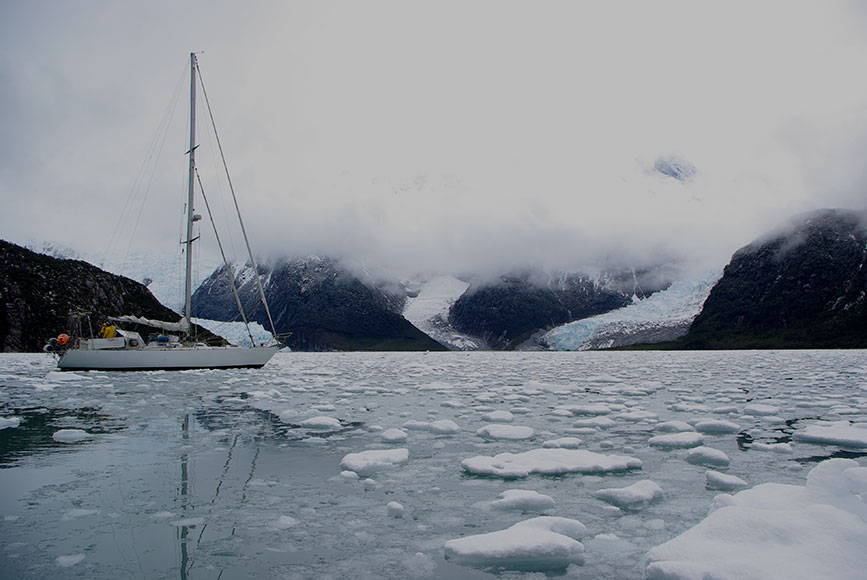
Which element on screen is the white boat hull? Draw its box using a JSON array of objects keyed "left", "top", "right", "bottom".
[{"left": 58, "top": 345, "right": 279, "bottom": 371}]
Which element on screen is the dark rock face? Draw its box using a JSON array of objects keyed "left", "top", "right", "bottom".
[
  {"left": 0, "top": 240, "right": 184, "bottom": 352},
  {"left": 192, "top": 257, "right": 444, "bottom": 351},
  {"left": 449, "top": 270, "right": 631, "bottom": 349},
  {"left": 682, "top": 208, "right": 867, "bottom": 348}
]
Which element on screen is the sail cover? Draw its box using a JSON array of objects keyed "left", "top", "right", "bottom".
[{"left": 110, "top": 315, "right": 191, "bottom": 333}]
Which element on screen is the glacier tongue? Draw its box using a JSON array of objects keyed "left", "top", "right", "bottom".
[
  {"left": 542, "top": 270, "right": 721, "bottom": 350},
  {"left": 403, "top": 275, "right": 481, "bottom": 350}
]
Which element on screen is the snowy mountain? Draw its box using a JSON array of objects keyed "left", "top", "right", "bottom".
[
  {"left": 402, "top": 275, "right": 481, "bottom": 350},
  {"left": 541, "top": 270, "right": 721, "bottom": 350}
]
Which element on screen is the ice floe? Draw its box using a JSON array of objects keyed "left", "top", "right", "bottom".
[
  {"left": 794, "top": 421, "right": 867, "bottom": 448},
  {"left": 490, "top": 489, "right": 556, "bottom": 512},
  {"left": 693, "top": 418, "right": 740, "bottom": 434},
  {"left": 594, "top": 479, "right": 664, "bottom": 510},
  {"left": 461, "top": 448, "right": 642, "bottom": 478},
  {"left": 646, "top": 459, "right": 867, "bottom": 580},
  {"left": 685, "top": 446, "right": 730, "bottom": 466},
  {"left": 340, "top": 448, "right": 409, "bottom": 475},
  {"left": 300, "top": 416, "right": 342, "bottom": 430},
  {"left": 52, "top": 429, "right": 91, "bottom": 443},
  {"left": 476, "top": 424, "right": 535, "bottom": 441},
  {"left": 0, "top": 416, "right": 21, "bottom": 429},
  {"left": 705, "top": 469, "right": 748, "bottom": 490},
  {"left": 648, "top": 432, "right": 704, "bottom": 448},
  {"left": 542, "top": 437, "right": 583, "bottom": 449},
  {"left": 444, "top": 516, "right": 586, "bottom": 570}
]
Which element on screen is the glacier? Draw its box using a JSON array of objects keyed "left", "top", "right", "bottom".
[
  {"left": 402, "top": 275, "right": 481, "bottom": 350},
  {"left": 542, "top": 269, "right": 722, "bottom": 350}
]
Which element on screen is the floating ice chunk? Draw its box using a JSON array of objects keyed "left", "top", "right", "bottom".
[
  {"left": 52, "top": 429, "right": 90, "bottom": 443},
  {"left": 55, "top": 554, "right": 85, "bottom": 567},
  {"left": 646, "top": 459, "right": 867, "bottom": 580},
  {"left": 655, "top": 420, "right": 695, "bottom": 433},
  {"left": 482, "top": 410, "right": 514, "bottom": 423},
  {"left": 444, "top": 516, "right": 587, "bottom": 571},
  {"left": 490, "top": 489, "right": 556, "bottom": 512},
  {"left": 363, "top": 478, "right": 378, "bottom": 490},
  {"left": 572, "top": 417, "right": 616, "bottom": 429},
  {"left": 381, "top": 428, "right": 408, "bottom": 443},
  {"left": 563, "top": 404, "right": 611, "bottom": 416},
  {"left": 712, "top": 405, "right": 739, "bottom": 414},
  {"left": 705, "top": 469, "right": 748, "bottom": 490},
  {"left": 0, "top": 417, "right": 21, "bottom": 430},
  {"left": 441, "top": 400, "right": 464, "bottom": 408},
  {"left": 752, "top": 442, "right": 794, "bottom": 454},
  {"left": 648, "top": 432, "right": 704, "bottom": 449},
  {"left": 272, "top": 515, "right": 299, "bottom": 529},
  {"left": 794, "top": 421, "right": 867, "bottom": 448},
  {"left": 617, "top": 410, "right": 659, "bottom": 422},
  {"left": 542, "top": 437, "right": 583, "bottom": 449},
  {"left": 387, "top": 501, "right": 405, "bottom": 518},
  {"left": 340, "top": 448, "right": 409, "bottom": 476},
  {"left": 339, "top": 470, "right": 359, "bottom": 480},
  {"left": 428, "top": 420, "right": 461, "bottom": 434},
  {"left": 744, "top": 403, "right": 780, "bottom": 416},
  {"left": 461, "top": 448, "right": 641, "bottom": 478},
  {"left": 476, "top": 424, "right": 535, "bottom": 441},
  {"left": 402, "top": 419, "right": 461, "bottom": 434},
  {"left": 594, "top": 480, "right": 663, "bottom": 509},
  {"left": 686, "top": 446, "right": 730, "bottom": 466},
  {"left": 61, "top": 508, "right": 100, "bottom": 520},
  {"left": 300, "top": 416, "right": 342, "bottom": 430},
  {"left": 693, "top": 419, "right": 741, "bottom": 434}
]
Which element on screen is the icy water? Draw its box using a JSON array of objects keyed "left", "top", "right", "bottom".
[{"left": 1, "top": 350, "right": 865, "bottom": 579}]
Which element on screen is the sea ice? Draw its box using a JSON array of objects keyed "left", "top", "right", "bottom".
[
  {"left": 340, "top": 448, "right": 409, "bottom": 476},
  {"left": 562, "top": 403, "right": 611, "bottom": 416},
  {"left": 380, "top": 428, "right": 408, "bottom": 443},
  {"left": 542, "top": 437, "right": 583, "bottom": 449},
  {"left": 655, "top": 420, "right": 695, "bottom": 433},
  {"left": 752, "top": 442, "right": 794, "bottom": 454},
  {"left": 52, "top": 429, "right": 90, "bottom": 443},
  {"left": 402, "top": 419, "right": 461, "bottom": 434},
  {"left": 705, "top": 469, "right": 748, "bottom": 490},
  {"left": 387, "top": 501, "right": 405, "bottom": 518},
  {"left": 461, "top": 448, "right": 642, "bottom": 478},
  {"left": 300, "top": 416, "right": 342, "bottom": 430},
  {"left": 0, "top": 416, "right": 21, "bottom": 429},
  {"left": 743, "top": 403, "right": 780, "bottom": 416},
  {"left": 594, "top": 479, "right": 663, "bottom": 509},
  {"left": 55, "top": 554, "right": 85, "bottom": 567},
  {"left": 482, "top": 410, "right": 514, "bottom": 422},
  {"left": 646, "top": 459, "right": 867, "bottom": 580},
  {"left": 685, "top": 446, "right": 730, "bottom": 466},
  {"left": 476, "top": 424, "right": 535, "bottom": 441},
  {"left": 693, "top": 419, "right": 740, "bottom": 434},
  {"left": 648, "top": 432, "right": 704, "bottom": 448},
  {"left": 572, "top": 417, "right": 616, "bottom": 429},
  {"left": 490, "top": 489, "right": 556, "bottom": 512},
  {"left": 794, "top": 421, "right": 867, "bottom": 448},
  {"left": 444, "top": 516, "right": 586, "bottom": 570}
]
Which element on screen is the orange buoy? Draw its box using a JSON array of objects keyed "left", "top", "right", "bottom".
[{"left": 56, "top": 333, "right": 70, "bottom": 346}]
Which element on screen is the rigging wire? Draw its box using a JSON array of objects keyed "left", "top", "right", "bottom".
[
  {"left": 195, "top": 62, "right": 279, "bottom": 340},
  {"left": 196, "top": 168, "right": 257, "bottom": 346},
  {"left": 101, "top": 61, "right": 189, "bottom": 271}
]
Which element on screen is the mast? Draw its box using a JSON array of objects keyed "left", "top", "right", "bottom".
[{"left": 183, "top": 52, "right": 198, "bottom": 334}]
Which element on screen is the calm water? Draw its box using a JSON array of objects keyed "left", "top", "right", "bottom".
[{"left": 1, "top": 350, "right": 865, "bottom": 579}]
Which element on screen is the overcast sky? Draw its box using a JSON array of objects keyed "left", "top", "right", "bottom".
[{"left": 3, "top": 1, "right": 867, "bottom": 279}]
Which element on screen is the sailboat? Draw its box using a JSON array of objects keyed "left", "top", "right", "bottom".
[{"left": 55, "top": 53, "right": 280, "bottom": 371}]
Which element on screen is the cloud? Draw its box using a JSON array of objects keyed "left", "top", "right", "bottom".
[{"left": 3, "top": 1, "right": 867, "bottom": 279}]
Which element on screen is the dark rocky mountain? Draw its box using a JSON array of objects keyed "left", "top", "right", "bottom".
[
  {"left": 191, "top": 256, "right": 445, "bottom": 351},
  {"left": 679, "top": 208, "right": 867, "bottom": 349},
  {"left": 0, "top": 239, "right": 209, "bottom": 352},
  {"left": 449, "top": 270, "right": 632, "bottom": 349}
]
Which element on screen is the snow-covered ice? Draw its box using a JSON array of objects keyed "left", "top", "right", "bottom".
[
  {"left": 476, "top": 424, "right": 535, "bottom": 441},
  {"left": 461, "top": 448, "right": 642, "bottom": 478},
  {"left": 794, "top": 420, "right": 867, "bottom": 448},
  {"left": 444, "top": 516, "right": 587, "bottom": 570},
  {"left": 489, "top": 489, "right": 556, "bottom": 512},
  {"left": 647, "top": 460, "right": 867, "bottom": 580},
  {"left": 594, "top": 480, "right": 664, "bottom": 510},
  {"left": 339, "top": 448, "right": 409, "bottom": 475},
  {"left": 648, "top": 432, "right": 704, "bottom": 448}
]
